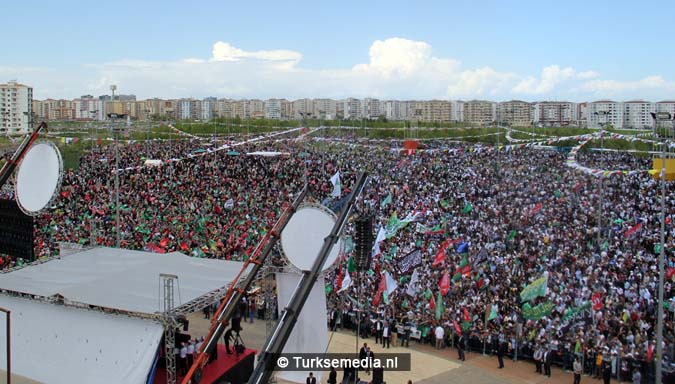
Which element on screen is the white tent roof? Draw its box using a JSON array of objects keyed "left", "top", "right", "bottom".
[
  {"left": 0, "top": 295, "right": 163, "bottom": 384},
  {"left": 0, "top": 247, "right": 248, "bottom": 314}
]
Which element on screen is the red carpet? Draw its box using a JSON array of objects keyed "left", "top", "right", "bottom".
[{"left": 154, "top": 345, "right": 256, "bottom": 384}]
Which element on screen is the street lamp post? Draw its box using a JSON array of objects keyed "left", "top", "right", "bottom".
[
  {"left": 594, "top": 110, "right": 610, "bottom": 248},
  {"left": 110, "top": 85, "right": 121, "bottom": 248},
  {"left": 652, "top": 111, "right": 673, "bottom": 384},
  {"left": 0, "top": 307, "right": 10, "bottom": 384}
]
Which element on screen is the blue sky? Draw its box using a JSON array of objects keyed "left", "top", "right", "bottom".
[{"left": 3, "top": 0, "right": 675, "bottom": 101}]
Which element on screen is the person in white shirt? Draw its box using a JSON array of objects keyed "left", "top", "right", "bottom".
[
  {"left": 435, "top": 325, "right": 444, "bottom": 349},
  {"left": 187, "top": 340, "right": 195, "bottom": 369},
  {"left": 179, "top": 342, "right": 188, "bottom": 376}
]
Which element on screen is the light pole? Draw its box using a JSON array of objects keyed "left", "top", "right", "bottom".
[
  {"left": 652, "top": 111, "right": 672, "bottom": 384},
  {"left": 594, "top": 110, "right": 610, "bottom": 247},
  {"left": 0, "top": 307, "right": 10, "bottom": 384},
  {"left": 110, "top": 85, "right": 121, "bottom": 249}
]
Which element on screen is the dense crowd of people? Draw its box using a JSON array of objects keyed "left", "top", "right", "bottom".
[{"left": 5, "top": 131, "right": 675, "bottom": 381}]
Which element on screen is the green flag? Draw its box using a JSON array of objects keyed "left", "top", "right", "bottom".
[
  {"left": 380, "top": 194, "right": 392, "bottom": 209},
  {"left": 522, "top": 301, "right": 554, "bottom": 320},
  {"left": 461, "top": 202, "right": 473, "bottom": 214},
  {"left": 424, "top": 287, "right": 432, "bottom": 300},
  {"left": 383, "top": 291, "right": 389, "bottom": 305},
  {"left": 325, "top": 284, "right": 333, "bottom": 294},
  {"left": 347, "top": 257, "right": 356, "bottom": 273},
  {"left": 402, "top": 298, "right": 409, "bottom": 308},
  {"left": 486, "top": 304, "right": 498, "bottom": 322},
  {"left": 439, "top": 199, "right": 449, "bottom": 209},
  {"left": 508, "top": 229, "right": 517, "bottom": 241},
  {"left": 520, "top": 275, "right": 548, "bottom": 302},
  {"left": 435, "top": 291, "right": 444, "bottom": 320},
  {"left": 343, "top": 236, "right": 355, "bottom": 254},
  {"left": 655, "top": 243, "right": 663, "bottom": 254}
]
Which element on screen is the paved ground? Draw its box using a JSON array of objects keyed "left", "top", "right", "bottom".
[{"left": 186, "top": 312, "right": 578, "bottom": 384}]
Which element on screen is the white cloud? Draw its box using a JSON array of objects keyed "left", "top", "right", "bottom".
[
  {"left": 512, "top": 65, "right": 577, "bottom": 94},
  {"left": 12, "top": 38, "right": 675, "bottom": 101},
  {"left": 211, "top": 41, "right": 302, "bottom": 67},
  {"left": 580, "top": 75, "right": 673, "bottom": 93}
]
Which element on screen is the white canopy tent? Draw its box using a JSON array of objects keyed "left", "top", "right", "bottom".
[
  {"left": 0, "top": 247, "right": 249, "bottom": 314},
  {"left": 0, "top": 247, "right": 249, "bottom": 383},
  {"left": 0, "top": 295, "right": 164, "bottom": 384}
]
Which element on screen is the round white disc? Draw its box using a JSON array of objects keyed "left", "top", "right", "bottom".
[
  {"left": 281, "top": 204, "right": 343, "bottom": 272},
  {"left": 15, "top": 142, "right": 63, "bottom": 215}
]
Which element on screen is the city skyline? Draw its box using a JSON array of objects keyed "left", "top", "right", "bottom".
[{"left": 3, "top": 0, "right": 675, "bottom": 101}]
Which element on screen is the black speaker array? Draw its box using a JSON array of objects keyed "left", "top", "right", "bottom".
[
  {"left": 354, "top": 216, "right": 373, "bottom": 271},
  {"left": 0, "top": 199, "right": 34, "bottom": 261}
]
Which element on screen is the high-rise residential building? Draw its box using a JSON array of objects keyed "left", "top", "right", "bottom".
[
  {"left": 497, "top": 100, "right": 532, "bottom": 127},
  {"left": 656, "top": 101, "right": 675, "bottom": 128},
  {"left": 177, "top": 99, "right": 192, "bottom": 120},
  {"left": 216, "top": 99, "right": 235, "bottom": 118},
  {"left": 463, "top": 100, "right": 496, "bottom": 126},
  {"left": 249, "top": 99, "right": 264, "bottom": 119},
  {"left": 0, "top": 80, "right": 33, "bottom": 134},
  {"left": 622, "top": 100, "right": 655, "bottom": 129},
  {"left": 292, "top": 98, "right": 314, "bottom": 119},
  {"left": 73, "top": 95, "right": 105, "bottom": 121},
  {"left": 341, "top": 98, "right": 361, "bottom": 120},
  {"left": 451, "top": 101, "right": 464, "bottom": 122},
  {"left": 361, "top": 98, "right": 382, "bottom": 119},
  {"left": 409, "top": 100, "right": 452, "bottom": 122},
  {"left": 383, "top": 100, "right": 409, "bottom": 121},
  {"left": 264, "top": 99, "right": 284, "bottom": 119},
  {"left": 201, "top": 97, "right": 216, "bottom": 120},
  {"left": 587, "top": 100, "right": 623, "bottom": 128},
  {"left": 576, "top": 102, "right": 588, "bottom": 127},
  {"left": 313, "top": 99, "right": 337, "bottom": 120},
  {"left": 532, "top": 102, "right": 577, "bottom": 127}
]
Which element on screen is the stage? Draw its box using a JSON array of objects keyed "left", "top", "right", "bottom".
[{"left": 154, "top": 345, "right": 256, "bottom": 384}]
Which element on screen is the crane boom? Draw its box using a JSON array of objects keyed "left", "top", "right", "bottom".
[
  {"left": 0, "top": 122, "right": 48, "bottom": 189},
  {"left": 181, "top": 186, "right": 308, "bottom": 384},
  {"left": 247, "top": 171, "right": 368, "bottom": 384}
]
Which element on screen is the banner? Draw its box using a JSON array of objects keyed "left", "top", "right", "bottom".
[
  {"left": 396, "top": 249, "right": 422, "bottom": 274},
  {"left": 520, "top": 275, "right": 548, "bottom": 302},
  {"left": 561, "top": 301, "right": 591, "bottom": 322},
  {"left": 522, "top": 301, "right": 554, "bottom": 321}
]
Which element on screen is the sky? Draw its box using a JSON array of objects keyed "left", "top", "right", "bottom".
[{"left": 3, "top": 0, "right": 675, "bottom": 101}]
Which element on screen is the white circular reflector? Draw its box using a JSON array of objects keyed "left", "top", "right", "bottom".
[
  {"left": 281, "top": 203, "right": 343, "bottom": 272},
  {"left": 15, "top": 141, "right": 63, "bottom": 215}
]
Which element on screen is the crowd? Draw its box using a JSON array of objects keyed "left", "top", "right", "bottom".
[{"left": 6, "top": 131, "right": 675, "bottom": 381}]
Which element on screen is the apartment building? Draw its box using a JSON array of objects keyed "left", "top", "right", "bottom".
[
  {"left": 383, "top": 100, "right": 409, "bottom": 121},
  {"left": 201, "top": 97, "right": 217, "bottom": 120},
  {"left": 532, "top": 102, "right": 577, "bottom": 127},
  {"left": 497, "top": 100, "right": 532, "bottom": 127},
  {"left": 361, "top": 98, "right": 382, "bottom": 119},
  {"left": 463, "top": 100, "right": 496, "bottom": 126},
  {"left": 313, "top": 98, "right": 337, "bottom": 120},
  {"left": 408, "top": 100, "right": 452, "bottom": 122},
  {"left": 292, "top": 98, "right": 314, "bottom": 119},
  {"left": 0, "top": 80, "right": 33, "bottom": 134},
  {"left": 587, "top": 101, "right": 623, "bottom": 128},
  {"left": 73, "top": 95, "right": 105, "bottom": 121},
  {"left": 451, "top": 101, "right": 464, "bottom": 122},
  {"left": 342, "top": 98, "right": 361, "bottom": 120},
  {"left": 622, "top": 100, "right": 655, "bottom": 129},
  {"left": 264, "top": 99, "right": 286, "bottom": 119}
]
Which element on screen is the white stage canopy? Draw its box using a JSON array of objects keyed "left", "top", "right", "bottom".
[
  {"left": 0, "top": 247, "right": 249, "bottom": 314},
  {"left": 0, "top": 295, "right": 164, "bottom": 384}
]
